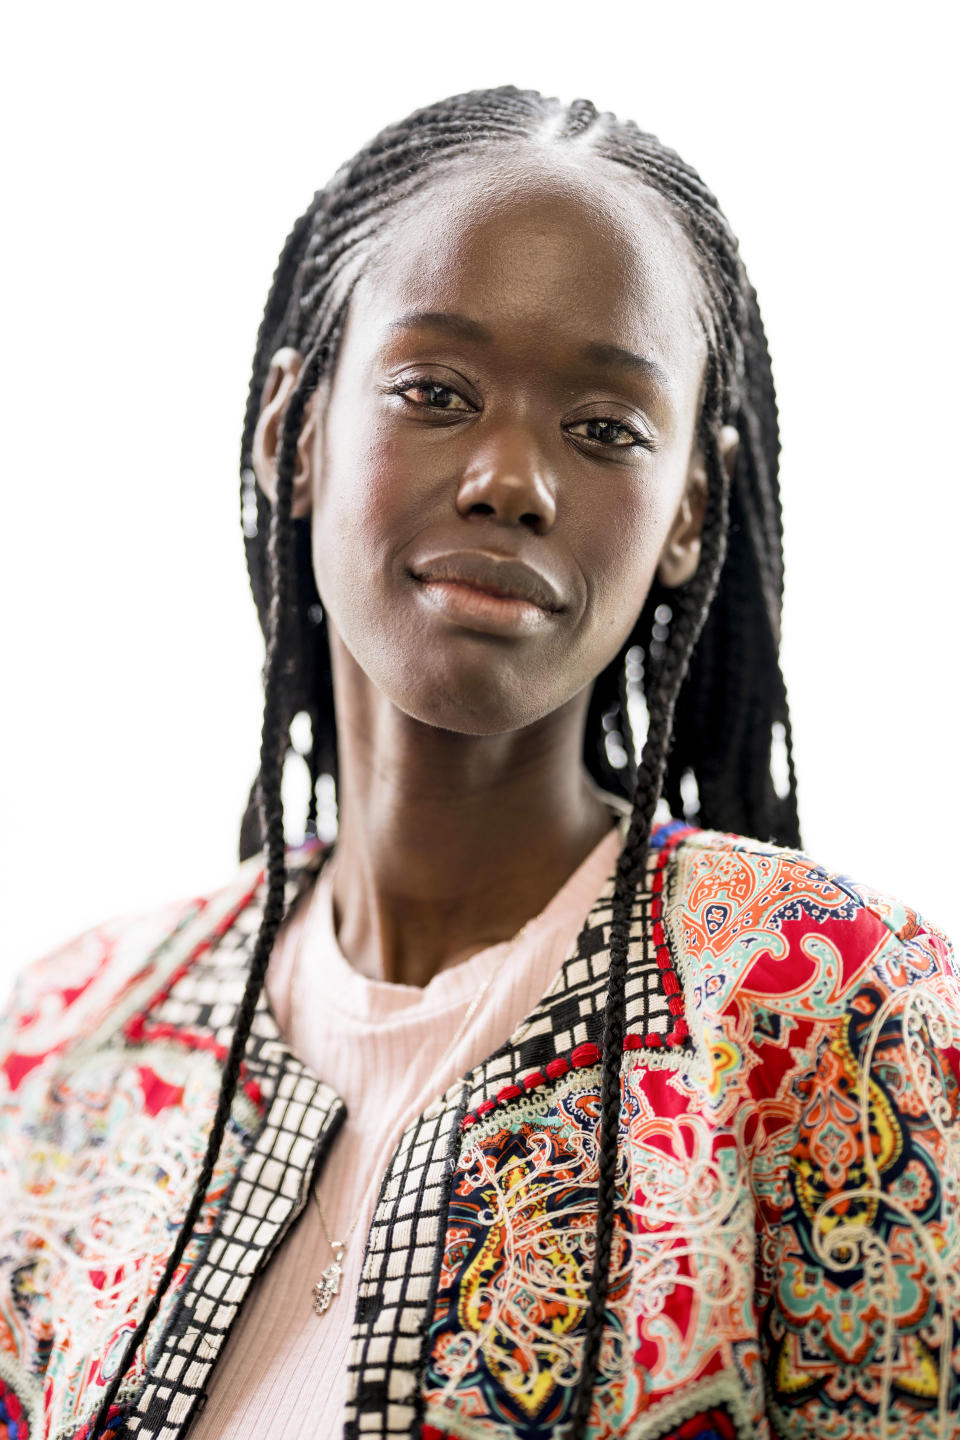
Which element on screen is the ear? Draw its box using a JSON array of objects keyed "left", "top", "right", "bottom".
[
  {"left": 656, "top": 424, "right": 739, "bottom": 587},
  {"left": 251, "top": 346, "right": 319, "bottom": 519}
]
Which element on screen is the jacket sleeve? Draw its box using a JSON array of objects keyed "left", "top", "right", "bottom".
[{"left": 748, "top": 888, "right": 960, "bottom": 1438}]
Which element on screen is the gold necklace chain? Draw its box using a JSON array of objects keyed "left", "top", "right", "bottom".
[{"left": 307, "top": 856, "right": 543, "bottom": 1319}]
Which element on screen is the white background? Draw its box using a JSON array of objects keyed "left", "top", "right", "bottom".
[{"left": 2, "top": 1, "right": 956, "bottom": 1003}]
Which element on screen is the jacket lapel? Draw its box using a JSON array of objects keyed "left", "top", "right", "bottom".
[{"left": 122, "top": 842, "right": 348, "bottom": 1439}]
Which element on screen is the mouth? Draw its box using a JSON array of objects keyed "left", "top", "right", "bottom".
[
  {"left": 409, "top": 552, "right": 564, "bottom": 611},
  {"left": 408, "top": 550, "right": 565, "bottom": 638}
]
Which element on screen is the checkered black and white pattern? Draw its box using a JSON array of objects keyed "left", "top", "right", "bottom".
[
  {"left": 467, "top": 832, "right": 675, "bottom": 1095},
  {"left": 343, "top": 1087, "right": 468, "bottom": 1438},
  {"left": 341, "top": 834, "right": 679, "bottom": 1440},
  {"left": 127, "top": 1057, "right": 344, "bottom": 1439},
  {"left": 120, "top": 848, "right": 347, "bottom": 1440}
]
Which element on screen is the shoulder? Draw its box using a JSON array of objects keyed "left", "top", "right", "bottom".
[
  {"left": 663, "top": 823, "right": 956, "bottom": 1015},
  {"left": 659, "top": 827, "right": 960, "bottom": 1224},
  {"left": 0, "top": 839, "right": 326, "bottom": 1094}
]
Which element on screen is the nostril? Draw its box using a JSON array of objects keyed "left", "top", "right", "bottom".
[{"left": 521, "top": 513, "right": 541, "bottom": 529}]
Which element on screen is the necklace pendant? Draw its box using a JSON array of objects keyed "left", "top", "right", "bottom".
[{"left": 312, "top": 1242, "right": 345, "bottom": 1317}]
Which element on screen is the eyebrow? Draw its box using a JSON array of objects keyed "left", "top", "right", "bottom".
[{"left": 385, "top": 310, "right": 673, "bottom": 393}]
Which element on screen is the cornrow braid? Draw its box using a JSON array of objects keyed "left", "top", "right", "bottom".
[
  {"left": 89, "top": 83, "right": 803, "bottom": 1436},
  {"left": 558, "top": 95, "right": 601, "bottom": 139}
]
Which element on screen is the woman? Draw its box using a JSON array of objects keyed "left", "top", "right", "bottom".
[{"left": 1, "top": 85, "right": 957, "bottom": 1440}]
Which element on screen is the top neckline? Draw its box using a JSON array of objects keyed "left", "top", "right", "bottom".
[{"left": 284, "top": 814, "right": 629, "bottom": 1025}]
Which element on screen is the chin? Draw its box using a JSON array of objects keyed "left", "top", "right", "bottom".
[
  {"left": 397, "top": 683, "right": 554, "bottom": 737},
  {"left": 390, "top": 653, "right": 563, "bottom": 736},
  {"left": 329, "top": 617, "right": 577, "bottom": 737}
]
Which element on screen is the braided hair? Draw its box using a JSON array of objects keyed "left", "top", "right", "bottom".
[{"left": 88, "top": 84, "right": 800, "bottom": 1440}]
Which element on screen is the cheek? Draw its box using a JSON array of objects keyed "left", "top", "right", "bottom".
[
  {"left": 573, "top": 473, "right": 678, "bottom": 642},
  {"left": 310, "top": 423, "right": 413, "bottom": 601}
]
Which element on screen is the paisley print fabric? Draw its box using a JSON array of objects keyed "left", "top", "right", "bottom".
[
  {"left": 0, "top": 847, "right": 346, "bottom": 1440},
  {"left": 0, "top": 892, "right": 219, "bottom": 1440},
  {"left": 1, "top": 827, "right": 958, "bottom": 1440},
  {"left": 422, "top": 833, "right": 960, "bottom": 1439},
  {"left": 673, "top": 838, "right": 960, "bottom": 1439}
]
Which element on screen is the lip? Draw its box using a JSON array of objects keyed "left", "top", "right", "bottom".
[
  {"left": 409, "top": 551, "right": 565, "bottom": 612},
  {"left": 408, "top": 551, "right": 566, "bottom": 639}
]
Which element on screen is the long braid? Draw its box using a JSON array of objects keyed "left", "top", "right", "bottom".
[
  {"left": 86, "top": 345, "right": 323, "bottom": 1440},
  {"left": 94, "top": 84, "right": 805, "bottom": 1434},
  {"left": 567, "top": 396, "right": 732, "bottom": 1438}
]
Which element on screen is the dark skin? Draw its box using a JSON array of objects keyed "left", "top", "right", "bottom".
[{"left": 253, "top": 150, "right": 738, "bottom": 987}]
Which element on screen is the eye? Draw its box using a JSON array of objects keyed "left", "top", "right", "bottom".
[
  {"left": 566, "top": 417, "right": 651, "bottom": 449},
  {"left": 387, "top": 376, "right": 473, "bottom": 412},
  {"left": 385, "top": 376, "right": 653, "bottom": 450}
]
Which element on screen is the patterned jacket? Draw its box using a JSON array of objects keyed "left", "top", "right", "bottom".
[{"left": 1, "top": 820, "right": 958, "bottom": 1440}]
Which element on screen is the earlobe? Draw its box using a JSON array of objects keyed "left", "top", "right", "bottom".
[
  {"left": 718, "top": 424, "right": 739, "bottom": 485},
  {"left": 251, "top": 346, "right": 316, "bottom": 519}
]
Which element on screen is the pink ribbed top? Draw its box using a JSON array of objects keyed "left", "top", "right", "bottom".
[{"left": 190, "top": 814, "right": 625, "bottom": 1438}]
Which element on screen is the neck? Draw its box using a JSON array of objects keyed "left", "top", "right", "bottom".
[{"left": 325, "top": 644, "right": 619, "bottom": 987}]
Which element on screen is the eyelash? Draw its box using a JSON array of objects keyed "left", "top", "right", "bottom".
[{"left": 386, "top": 376, "right": 654, "bottom": 451}]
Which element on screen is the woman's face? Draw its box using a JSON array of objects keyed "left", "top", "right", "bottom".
[{"left": 259, "top": 149, "right": 725, "bottom": 737}]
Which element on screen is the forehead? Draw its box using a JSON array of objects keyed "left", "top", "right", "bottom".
[{"left": 351, "top": 147, "right": 707, "bottom": 382}]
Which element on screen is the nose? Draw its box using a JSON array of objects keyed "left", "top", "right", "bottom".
[{"left": 454, "top": 426, "right": 557, "bottom": 534}]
